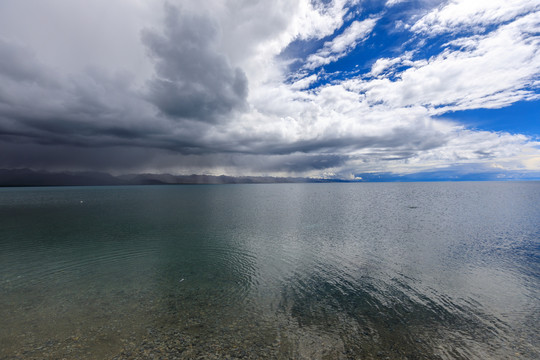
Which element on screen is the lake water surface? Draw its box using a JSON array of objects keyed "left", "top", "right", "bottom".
[{"left": 0, "top": 183, "right": 539, "bottom": 359}]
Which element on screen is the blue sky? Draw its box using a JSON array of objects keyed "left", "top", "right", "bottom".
[
  {"left": 440, "top": 100, "right": 540, "bottom": 136},
  {"left": 0, "top": 0, "right": 539, "bottom": 179}
]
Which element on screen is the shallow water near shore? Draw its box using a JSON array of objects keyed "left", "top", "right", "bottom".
[{"left": 1, "top": 182, "right": 539, "bottom": 359}]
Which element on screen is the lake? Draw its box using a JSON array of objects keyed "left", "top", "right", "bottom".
[{"left": 0, "top": 182, "right": 539, "bottom": 359}]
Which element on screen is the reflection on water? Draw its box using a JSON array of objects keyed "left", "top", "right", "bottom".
[{"left": 0, "top": 183, "right": 539, "bottom": 359}]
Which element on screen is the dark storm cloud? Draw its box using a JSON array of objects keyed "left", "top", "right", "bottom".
[
  {"left": 236, "top": 124, "right": 448, "bottom": 158},
  {"left": 252, "top": 153, "right": 350, "bottom": 172},
  {"left": 0, "top": 38, "right": 49, "bottom": 83},
  {"left": 142, "top": 4, "right": 248, "bottom": 122},
  {"left": 0, "top": 140, "right": 235, "bottom": 173},
  {"left": 0, "top": 37, "right": 193, "bottom": 154},
  {"left": 0, "top": 64, "right": 154, "bottom": 145},
  {"left": 0, "top": 140, "right": 345, "bottom": 175},
  {"left": 0, "top": 9, "right": 248, "bottom": 161}
]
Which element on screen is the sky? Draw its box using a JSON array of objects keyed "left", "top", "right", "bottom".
[{"left": 0, "top": 0, "right": 539, "bottom": 180}]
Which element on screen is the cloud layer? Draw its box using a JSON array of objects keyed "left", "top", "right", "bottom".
[{"left": 0, "top": 0, "right": 539, "bottom": 178}]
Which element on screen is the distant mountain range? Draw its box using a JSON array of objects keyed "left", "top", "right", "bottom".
[
  {"left": 1, "top": 168, "right": 538, "bottom": 187},
  {"left": 0, "top": 169, "right": 354, "bottom": 187}
]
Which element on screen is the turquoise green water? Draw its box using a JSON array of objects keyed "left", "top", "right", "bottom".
[{"left": 0, "top": 183, "right": 539, "bottom": 359}]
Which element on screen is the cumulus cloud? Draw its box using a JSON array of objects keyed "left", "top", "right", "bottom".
[
  {"left": 385, "top": 0, "right": 407, "bottom": 7},
  {"left": 351, "top": 11, "right": 540, "bottom": 113},
  {"left": 305, "top": 17, "right": 379, "bottom": 69},
  {"left": 290, "top": 74, "right": 319, "bottom": 90},
  {"left": 411, "top": 0, "right": 540, "bottom": 35},
  {"left": 142, "top": 4, "right": 248, "bottom": 122},
  {"left": 368, "top": 53, "right": 413, "bottom": 77}
]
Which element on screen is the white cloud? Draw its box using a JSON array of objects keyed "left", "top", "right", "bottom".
[
  {"left": 349, "top": 11, "right": 540, "bottom": 113},
  {"left": 305, "top": 17, "right": 379, "bottom": 69},
  {"left": 368, "top": 53, "right": 414, "bottom": 77},
  {"left": 385, "top": 0, "right": 407, "bottom": 7},
  {"left": 369, "top": 58, "right": 400, "bottom": 77},
  {"left": 411, "top": 0, "right": 540, "bottom": 35},
  {"left": 290, "top": 74, "right": 319, "bottom": 90}
]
